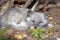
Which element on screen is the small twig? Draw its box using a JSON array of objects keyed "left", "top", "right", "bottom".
[
  {"left": 31, "top": 0, "right": 39, "bottom": 11},
  {"left": 24, "top": 0, "right": 33, "bottom": 8},
  {"left": 38, "top": 1, "right": 49, "bottom": 9},
  {"left": 42, "top": 1, "right": 49, "bottom": 12},
  {"left": 35, "top": 0, "right": 49, "bottom": 12},
  {"left": 45, "top": 4, "right": 60, "bottom": 10}
]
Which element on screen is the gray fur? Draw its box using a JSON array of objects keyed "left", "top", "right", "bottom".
[{"left": 0, "top": 8, "right": 47, "bottom": 30}]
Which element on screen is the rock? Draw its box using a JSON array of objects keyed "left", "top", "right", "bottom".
[
  {"left": 48, "top": 23, "right": 53, "bottom": 28},
  {"left": 23, "top": 34, "right": 27, "bottom": 38},
  {"left": 30, "top": 26, "right": 35, "bottom": 29},
  {"left": 48, "top": 16, "right": 53, "bottom": 20}
]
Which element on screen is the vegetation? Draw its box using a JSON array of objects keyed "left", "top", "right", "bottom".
[{"left": 29, "top": 27, "right": 46, "bottom": 40}]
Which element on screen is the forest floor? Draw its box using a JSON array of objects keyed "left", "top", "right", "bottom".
[{"left": 0, "top": 0, "right": 60, "bottom": 40}]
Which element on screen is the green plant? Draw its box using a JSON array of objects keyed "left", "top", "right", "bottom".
[
  {"left": 0, "top": 27, "right": 11, "bottom": 40},
  {"left": 0, "top": 28, "right": 6, "bottom": 40},
  {"left": 29, "top": 27, "right": 46, "bottom": 40}
]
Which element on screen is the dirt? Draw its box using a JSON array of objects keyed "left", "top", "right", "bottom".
[{"left": 0, "top": 0, "right": 60, "bottom": 40}]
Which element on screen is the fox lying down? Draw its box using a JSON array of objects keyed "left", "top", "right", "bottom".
[{"left": 0, "top": 8, "right": 47, "bottom": 30}]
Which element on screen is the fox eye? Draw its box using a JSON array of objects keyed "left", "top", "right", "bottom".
[
  {"left": 32, "top": 20, "right": 35, "bottom": 23},
  {"left": 39, "top": 21, "right": 42, "bottom": 23}
]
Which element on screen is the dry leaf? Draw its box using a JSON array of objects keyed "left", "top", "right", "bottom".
[
  {"left": 14, "top": 34, "right": 23, "bottom": 39},
  {"left": 49, "top": 32, "right": 54, "bottom": 36}
]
